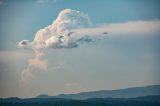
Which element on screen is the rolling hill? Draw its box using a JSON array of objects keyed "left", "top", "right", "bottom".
[{"left": 37, "top": 85, "right": 160, "bottom": 100}]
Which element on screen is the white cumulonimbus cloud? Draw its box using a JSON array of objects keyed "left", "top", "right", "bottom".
[
  {"left": 18, "top": 9, "right": 160, "bottom": 83},
  {"left": 18, "top": 9, "right": 92, "bottom": 49},
  {"left": 18, "top": 9, "right": 93, "bottom": 83},
  {"left": 18, "top": 9, "right": 160, "bottom": 49}
]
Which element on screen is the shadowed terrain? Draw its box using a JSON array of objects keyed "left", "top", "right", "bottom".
[
  {"left": 0, "top": 95, "right": 160, "bottom": 106},
  {"left": 1, "top": 85, "right": 160, "bottom": 106}
]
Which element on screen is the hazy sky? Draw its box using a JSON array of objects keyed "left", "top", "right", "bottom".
[{"left": 0, "top": 0, "right": 160, "bottom": 98}]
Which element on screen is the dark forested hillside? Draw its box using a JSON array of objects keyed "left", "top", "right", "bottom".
[{"left": 0, "top": 95, "right": 160, "bottom": 106}]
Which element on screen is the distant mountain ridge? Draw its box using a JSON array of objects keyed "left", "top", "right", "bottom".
[
  {"left": 37, "top": 85, "right": 160, "bottom": 100},
  {"left": 1, "top": 85, "right": 160, "bottom": 106},
  {"left": 1, "top": 95, "right": 160, "bottom": 106}
]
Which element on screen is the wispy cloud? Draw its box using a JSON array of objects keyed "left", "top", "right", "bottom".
[
  {"left": 73, "top": 20, "right": 160, "bottom": 36},
  {"left": 65, "top": 83, "right": 79, "bottom": 87},
  {"left": 20, "top": 49, "right": 48, "bottom": 84},
  {"left": 64, "top": 82, "right": 84, "bottom": 94},
  {"left": 0, "top": 51, "right": 31, "bottom": 60},
  {"left": 37, "top": 0, "right": 58, "bottom": 3}
]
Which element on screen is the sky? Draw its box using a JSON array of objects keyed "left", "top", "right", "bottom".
[{"left": 0, "top": 0, "right": 160, "bottom": 98}]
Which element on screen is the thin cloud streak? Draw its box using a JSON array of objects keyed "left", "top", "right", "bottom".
[{"left": 73, "top": 20, "right": 160, "bottom": 36}]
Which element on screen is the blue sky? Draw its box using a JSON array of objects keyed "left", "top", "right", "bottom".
[
  {"left": 0, "top": 0, "right": 160, "bottom": 98},
  {"left": 1, "top": 0, "right": 160, "bottom": 50}
]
